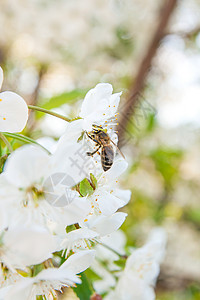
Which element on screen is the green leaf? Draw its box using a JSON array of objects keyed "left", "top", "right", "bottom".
[
  {"left": 150, "top": 147, "right": 183, "bottom": 185},
  {"left": 36, "top": 296, "right": 44, "bottom": 300},
  {"left": 73, "top": 272, "right": 94, "bottom": 300},
  {"left": 85, "top": 268, "right": 102, "bottom": 281},
  {"left": 39, "top": 89, "right": 87, "bottom": 111},
  {"left": 79, "top": 178, "right": 94, "bottom": 197},
  {"left": 185, "top": 208, "right": 200, "bottom": 226},
  {"left": 2, "top": 133, "right": 51, "bottom": 155},
  {"left": 90, "top": 173, "right": 97, "bottom": 190},
  {"left": 0, "top": 154, "right": 8, "bottom": 173},
  {"left": 66, "top": 224, "right": 76, "bottom": 233},
  {"left": 114, "top": 258, "right": 126, "bottom": 268},
  {"left": 32, "top": 263, "right": 44, "bottom": 277}
]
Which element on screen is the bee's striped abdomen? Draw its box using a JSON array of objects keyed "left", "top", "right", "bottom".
[{"left": 101, "top": 146, "right": 114, "bottom": 171}]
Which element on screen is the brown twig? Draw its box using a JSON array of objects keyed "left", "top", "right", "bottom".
[
  {"left": 118, "top": 0, "right": 178, "bottom": 147},
  {"left": 27, "top": 64, "right": 48, "bottom": 130},
  {"left": 0, "top": 48, "right": 6, "bottom": 65}
]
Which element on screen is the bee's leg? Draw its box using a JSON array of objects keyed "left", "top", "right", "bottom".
[
  {"left": 87, "top": 145, "right": 101, "bottom": 157},
  {"left": 86, "top": 131, "right": 99, "bottom": 144}
]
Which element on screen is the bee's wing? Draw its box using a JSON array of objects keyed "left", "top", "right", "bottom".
[{"left": 110, "top": 139, "right": 125, "bottom": 159}]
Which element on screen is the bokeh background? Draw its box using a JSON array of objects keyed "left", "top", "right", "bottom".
[{"left": 1, "top": 0, "right": 200, "bottom": 299}]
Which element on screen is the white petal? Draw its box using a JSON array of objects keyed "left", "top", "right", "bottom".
[
  {"left": 125, "top": 228, "right": 167, "bottom": 286},
  {"left": 94, "top": 189, "right": 128, "bottom": 216},
  {"left": 51, "top": 197, "right": 91, "bottom": 227},
  {"left": 36, "top": 267, "right": 81, "bottom": 285},
  {"left": 113, "top": 188, "right": 131, "bottom": 205},
  {"left": 52, "top": 140, "right": 94, "bottom": 185},
  {"left": 62, "top": 228, "right": 98, "bottom": 245},
  {"left": 0, "top": 202, "right": 9, "bottom": 231},
  {"left": 0, "top": 67, "right": 3, "bottom": 90},
  {"left": 56, "top": 119, "right": 84, "bottom": 145},
  {"left": 60, "top": 228, "right": 98, "bottom": 252},
  {"left": 61, "top": 250, "right": 95, "bottom": 274},
  {"left": 4, "top": 145, "right": 50, "bottom": 188},
  {"left": 4, "top": 226, "right": 57, "bottom": 267},
  {"left": 80, "top": 83, "right": 113, "bottom": 118},
  {"left": 90, "top": 212, "right": 127, "bottom": 236},
  {"left": 113, "top": 275, "right": 155, "bottom": 300},
  {"left": 5, "top": 279, "right": 33, "bottom": 300},
  {"left": 105, "top": 158, "right": 128, "bottom": 180},
  {"left": 107, "top": 92, "right": 122, "bottom": 117},
  {"left": 0, "top": 91, "right": 28, "bottom": 133},
  {"left": 145, "top": 228, "right": 167, "bottom": 264},
  {"left": 36, "top": 137, "right": 58, "bottom": 153}
]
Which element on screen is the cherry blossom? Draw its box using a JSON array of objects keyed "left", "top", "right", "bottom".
[
  {"left": 80, "top": 83, "right": 121, "bottom": 131},
  {"left": 0, "top": 67, "right": 28, "bottom": 133}
]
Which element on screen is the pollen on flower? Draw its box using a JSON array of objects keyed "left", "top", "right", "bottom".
[
  {"left": 84, "top": 219, "right": 88, "bottom": 222},
  {"left": 0, "top": 99, "right": 2, "bottom": 101},
  {"left": 3, "top": 118, "right": 6, "bottom": 120}
]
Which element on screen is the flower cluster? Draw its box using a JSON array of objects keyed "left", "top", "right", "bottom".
[{"left": 0, "top": 67, "right": 165, "bottom": 299}]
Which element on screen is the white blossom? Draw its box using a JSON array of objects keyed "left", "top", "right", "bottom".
[
  {"left": 60, "top": 212, "right": 127, "bottom": 255},
  {"left": 0, "top": 67, "right": 28, "bottom": 133},
  {"left": 0, "top": 250, "right": 95, "bottom": 300},
  {"left": 87, "top": 158, "right": 131, "bottom": 216},
  {"left": 106, "top": 228, "right": 167, "bottom": 300},
  {"left": 80, "top": 83, "right": 121, "bottom": 131},
  {"left": 0, "top": 145, "right": 90, "bottom": 228},
  {"left": 0, "top": 226, "right": 57, "bottom": 270}
]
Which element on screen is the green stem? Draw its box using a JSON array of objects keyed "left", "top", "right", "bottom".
[
  {"left": 28, "top": 105, "right": 71, "bottom": 122},
  {"left": 99, "top": 242, "right": 127, "bottom": 259},
  {"left": 0, "top": 133, "right": 13, "bottom": 152},
  {"left": 3, "top": 133, "right": 51, "bottom": 155}
]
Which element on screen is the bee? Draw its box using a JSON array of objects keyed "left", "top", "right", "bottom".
[{"left": 86, "top": 126, "right": 124, "bottom": 172}]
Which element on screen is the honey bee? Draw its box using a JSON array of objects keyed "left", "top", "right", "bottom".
[{"left": 86, "top": 126, "right": 124, "bottom": 172}]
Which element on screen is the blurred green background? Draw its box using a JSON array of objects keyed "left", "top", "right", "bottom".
[{"left": 1, "top": 0, "right": 200, "bottom": 299}]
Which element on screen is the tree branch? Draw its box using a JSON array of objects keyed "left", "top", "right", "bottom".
[
  {"left": 27, "top": 64, "right": 48, "bottom": 130},
  {"left": 118, "top": 0, "right": 178, "bottom": 147}
]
